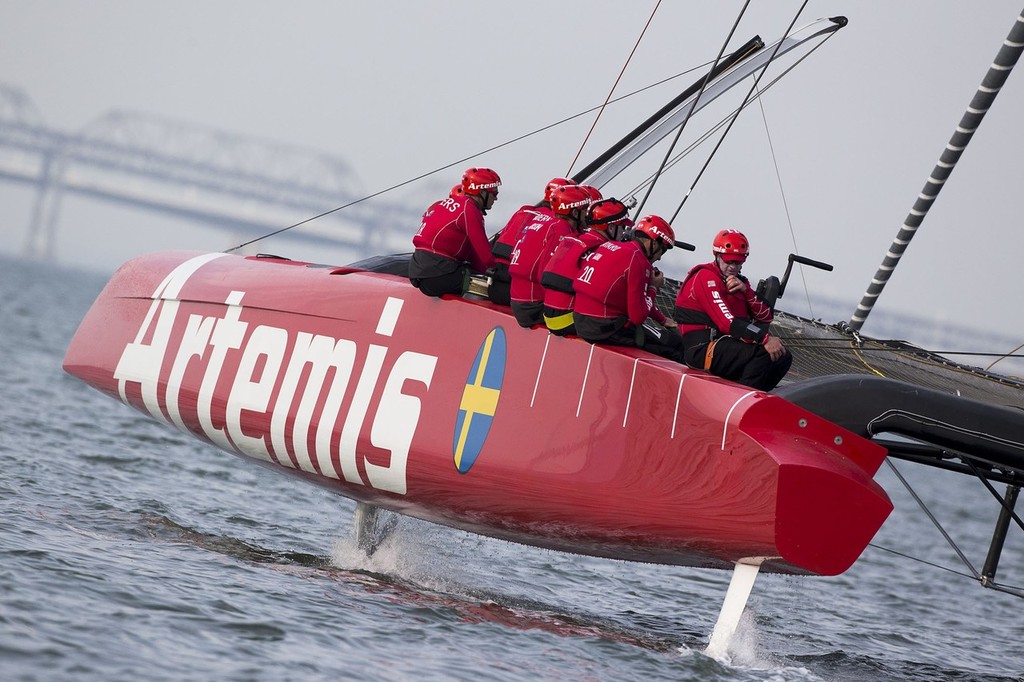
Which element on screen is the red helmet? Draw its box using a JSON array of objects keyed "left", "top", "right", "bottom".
[
  {"left": 544, "top": 177, "right": 573, "bottom": 204},
  {"left": 449, "top": 184, "right": 464, "bottom": 198},
  {"left": 461, "top": 167, "right": 502, "bottom": 196},
  {"left": 634, "top": 215, "right": 675, "bottom": 249},
  {"left": 586, "top": 198, "right": 629, "bottom": 228},
  {"left": 549, "top": 184, "right": 592, "bottom": 217},
  {"left": 580, "top": 185, "right": 603, "bottom": 203},
  {"left": 712, "top": 229, "right": 749, "bottom": 261}
]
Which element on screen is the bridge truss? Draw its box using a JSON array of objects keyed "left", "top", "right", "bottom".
[{"left": 0, "top": 84, "right": 422, "bottom": 262}]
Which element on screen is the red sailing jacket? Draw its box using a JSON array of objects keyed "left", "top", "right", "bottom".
[
  {"left": 508, "top": 214, "right": 577, "bottom": 304},
  {"left": 540, "top": 230, "right": 609, "bottom": 312},
  {"left": 572, "top": 240, "right": 667, "bottom": 326},
  {"left": 492, "top": 205, "right": 554, "bottom": 265},
  {"left": 674, "top": 261, "right": 773, "bottom": 340},
  {"left": 412, "top": 195, "right": 494, "bottom": 274}
]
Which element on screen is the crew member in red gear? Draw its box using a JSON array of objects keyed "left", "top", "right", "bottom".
[
  {"left": 673, "top": 228, "right": 792, "bottom": 391},
  {"left": 507, "top": 184, "right": 591, "bottom": 328},
  {"left": 540, "top": 198, "right": 633, "bottom": 336},
  {"left": 573, "top": 214, "right": 683, "bottom": 361},
  {"left": 488, "top": 177, "right": 569, "bottom": 305},
  {"left": 409, "top": 167, "right": 500, "bottom": 297}
]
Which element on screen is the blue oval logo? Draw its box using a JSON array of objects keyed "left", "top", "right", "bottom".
[{"left": 453, "top": 327, "right": 506, "bottom": 474}]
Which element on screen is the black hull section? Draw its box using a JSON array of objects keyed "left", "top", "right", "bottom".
[{"left": 776, "top": 375, "right": 1024, "bottom": 475}]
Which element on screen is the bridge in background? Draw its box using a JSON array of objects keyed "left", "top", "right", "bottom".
[{"left": 0, "top": 84, "right": 422, "bottom": 261}]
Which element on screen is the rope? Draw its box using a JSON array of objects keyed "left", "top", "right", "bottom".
[
  {"left": 566, "top": 0, "right": 661, "bottom": 177},
  {"left": 851, "top": 343, "right": 887, "bottom": 378},
  {"left": 987, "top": 340, "right": 1024, "bottom": 371}
]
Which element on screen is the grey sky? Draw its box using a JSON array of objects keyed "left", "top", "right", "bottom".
[{"left": 1, "top": 1, "right": 1022, "bottom": 347}]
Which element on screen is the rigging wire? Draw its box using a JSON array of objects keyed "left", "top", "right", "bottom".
[
  {"left": 223, "top": 62, "right": 711, "bottom": 254},
  {"left": 885, "top": 458, "right": 980, "bottom": 580},
  {"left": 771, "top": 330, "right": 1024, "bottom": 363},
  {"left": 566, "top": 0, "right": 661, "bottom": 177},
  {"left": 618, "top": 36, "right": 837, "bottom": 203},
  {"left": 866, "top": 543, "right": 1024, "bottom": 598},
  {"left": 866, "top": 542, "right": 977, "bottom": 581},
  {"left": 634, "top": 0, "right": 751, "bottom": 218},
  {"left": 963, "top": 458, "right": 1024, "bottom": 533},
  {"left": 776, "top": 344, "right": 1024, "bottom": 360},
  {"left": 870, "top": 527, "right": 1024, "bottom": 594},
  {"left": 621, "top": 113, "right": 732, "bottom": 199},
  {"left": 869, "top": 459, "right": 1024, "bottom": 598},
  {"left": 225, "top": 7, "right": 836, "bottom": 255},
  {"left": 669, "top": 0, "right": 808, "bottom": 223},
  {"left": 755, "top": 89, "right": 815, "bottom": 318},
  {"left": 778, "top": 333, "right": 1024, "bottom": 379},
  {"left": 868, "top": 544, "right": 1024, "bottom": 597}
]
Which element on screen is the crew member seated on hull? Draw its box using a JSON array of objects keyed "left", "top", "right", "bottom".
[
  {"left": 572, "top": 214, "right": 684, "bottom": 362},
  {"left": 507, "top": 184, "right": 591, "bottom": 328},
  {"left": 409, "top": 167, "right": 500, "bottom": 297},
  {"left": 673, "top": 229, "right": 792, "bottom": 391},
  {"left": 540, "top": 197, "right": 633, "bottom": 336},
  {"left": 488, "top": 176, "right": 569, "bottom": 306}
]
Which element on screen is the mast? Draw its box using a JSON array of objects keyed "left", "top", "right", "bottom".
[{"left": 849, "top": 9, "right": 1024, "bottom": 331}]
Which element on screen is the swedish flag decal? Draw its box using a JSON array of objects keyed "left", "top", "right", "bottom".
[{"left": 453, "top": 327, "right": 506, "bottom": 474}]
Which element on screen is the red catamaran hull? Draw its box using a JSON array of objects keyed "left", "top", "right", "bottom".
[{"left": 63, "top": 251, "right": 892, "bottom": 576}]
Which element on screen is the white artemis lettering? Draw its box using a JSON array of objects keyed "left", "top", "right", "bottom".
[{"left": 114, "top": 253, "right": 435, "bottom": 497}]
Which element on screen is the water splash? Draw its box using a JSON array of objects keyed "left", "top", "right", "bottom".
[{"left": 704, "top": 561, "right": 761, "bottom": 659}]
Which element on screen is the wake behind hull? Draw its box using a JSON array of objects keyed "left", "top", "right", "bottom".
[{"left": 63, "top": 251, "right": 892, "bottom": 576}]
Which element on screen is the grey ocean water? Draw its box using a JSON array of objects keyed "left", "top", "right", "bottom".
[{"left": 1, "top": 254, "right": 1021, "bottom": 681}]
